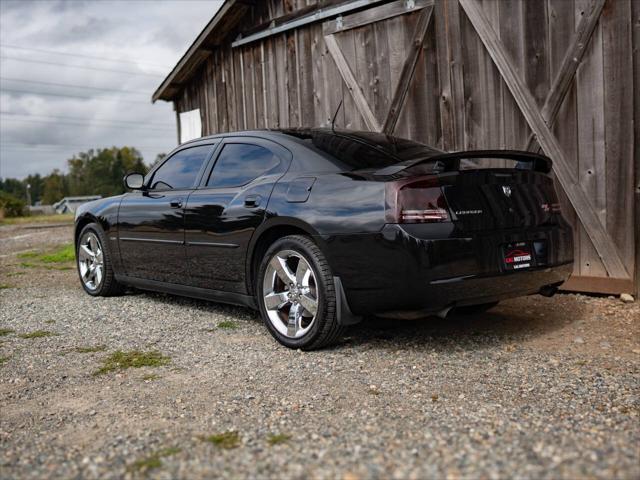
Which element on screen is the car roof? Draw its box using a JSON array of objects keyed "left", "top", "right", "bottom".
[{"left": 178, "top": 128, "right": 444, "bottom": 164}]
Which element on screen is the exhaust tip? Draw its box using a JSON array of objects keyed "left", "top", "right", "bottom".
[{"left": 539, "top": 285, "right": 558, "bottom": 297}]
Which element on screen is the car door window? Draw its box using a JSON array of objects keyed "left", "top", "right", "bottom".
[
  {"left": 206, "top": 143, "right": 280, "bottom": 188},
  {"left": 148, "top": 145, "right": 212, "bottom": 190}
]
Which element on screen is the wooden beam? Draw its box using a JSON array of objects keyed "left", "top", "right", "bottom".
[
  {"left": 323, "top": 0, "right": 433, "bottom": 36},
  {"left": 459, "top": 0, "right": 628, "bottom": 279},
  {"left": 383, "top": 6, "right": 434, "bottom": 135},
  {"left": 324, "top": 34, "right": 381, "bottom": 131},
  {"left": 523, "top": 0, "right": 606, "bottom": 151},
  {"left": 560, "top": 275, "right": 635, "bottom": 296}
]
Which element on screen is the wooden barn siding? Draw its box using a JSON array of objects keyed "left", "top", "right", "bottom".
[{"left": 173, "top": 0, "right": 638, "bottom": 294}]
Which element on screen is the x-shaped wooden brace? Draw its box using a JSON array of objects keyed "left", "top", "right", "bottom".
[
  {"left": 326, "top": 0, "right": 625, "bottom": 278},
  {"left": 459, "top": 0, "right": 627, "bottom": 278},
  {"left": 324, "top": 1, "right": 435, "bottom": 132}
]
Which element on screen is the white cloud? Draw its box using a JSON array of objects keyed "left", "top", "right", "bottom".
[{"left": 0, "top": 0, "right": 222, "bottom": 179}]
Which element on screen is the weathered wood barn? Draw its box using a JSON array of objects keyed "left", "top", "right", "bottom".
[{"left": 152, "top": 0, "right": 639, "bottom": 296}]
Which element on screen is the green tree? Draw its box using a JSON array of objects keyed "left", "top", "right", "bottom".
[
  {"left": 67, "top": 146, "right": 148, "bottom": 197},
  {"left": 0, "top": 177, "right": 26, "bottom": 201},
  {"left": 0, "top": 191, "right": 27, "bottom": 217},
  {"left": 42, "top": 170, "right": 68, "bottom": 205}
]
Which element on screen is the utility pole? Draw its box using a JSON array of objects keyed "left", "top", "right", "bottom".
[{"left": 26, "top": 183, "right": 31, "bottom": 207}]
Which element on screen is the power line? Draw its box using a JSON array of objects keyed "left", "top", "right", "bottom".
[
  {"left": 1, "top": 117, "right": 173, "bottom": 132},
  {"left": 0, "top": 77, "right": 150, "bottom": 95},
  {"left": 1, "top": 142, "right": 169, "bottom": 150},
  {"left": 0, "top": 55, "right": 164, "bottom": 77},
  {"left": 1, "top": 87, "right": 152, "bottom": 104},
  {"left": 0, "top": 111, "right": 173, "bottom": 127},
  {"left": 0, "top": 44, "right": 172, "bottom": 69}
]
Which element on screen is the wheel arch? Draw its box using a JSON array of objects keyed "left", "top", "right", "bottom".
[
  {"left": 246, "top": 217, "right": 328, "bottom": 296},
  {"left": 74, "top": 213, "right": 104, "bottom": 245}
]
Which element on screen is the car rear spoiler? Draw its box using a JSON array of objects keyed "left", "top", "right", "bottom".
[{"left": 376, "top": 150, "right": 553, "bottom": 176}]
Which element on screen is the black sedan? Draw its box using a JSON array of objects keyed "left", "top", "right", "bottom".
[{"left": 74, "top": 129, "right": 573, "bottom": 349}]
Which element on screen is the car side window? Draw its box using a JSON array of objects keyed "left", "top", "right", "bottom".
[
  {"left": 206, "top": 143, "right": 280, "bottom": 188},
  {"left": 148, "top": 145, "right": 212, "bottom": 190}
]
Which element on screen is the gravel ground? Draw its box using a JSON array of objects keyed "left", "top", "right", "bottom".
[{"left": 0, "top": 222, "right": 639, "bottom": 479}]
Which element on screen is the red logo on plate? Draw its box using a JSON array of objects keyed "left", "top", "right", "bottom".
[{"left": 505, "top": 249, "right": 532, "bottom": 264}]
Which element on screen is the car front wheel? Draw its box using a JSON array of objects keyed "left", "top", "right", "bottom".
[
  {"left": 76, "top": 222, "right": 123, "bottom": 297},
  {"left": 257, "top": 235, "right": 344, "bottom": 350}
]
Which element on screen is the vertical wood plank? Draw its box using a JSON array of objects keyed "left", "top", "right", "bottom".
[
  {"left": 460, "top": 0, "right": 502, "bottom": 152},
  {"left": 498, "top": 0, "right": 530, "bottom": 151},
  {"left": 602, "top": 0, "right": 635, "bottom": 276},
  {"left": 297, "top": 26, "right": 316, "bottom": 126},
  {"left": 547, "top": 0, "right": 578, "bottom": 274},
  {"left": 275, "top": 33, "right": 290, "bottom": 128},
  {"left": 633, "top": 0, "right": 640, "bottom": 295},
  {"left": 311, "top": 23, "right": 327, "bottom": 127},
  {"left": 265, "top": 37, "right": 280, "bottom": 128},
  {"left": 287, "top": 31, "right": 301, "bottom": 126},
  {"left": 575, "top": 0, "right": 606, "bottom": 277},
  {"left": 252, "top": 43, "right": 265, "bottom": 129},
  {"left": 373, "top": 19, "right": 392, "bottom": 126},
  {"left": 434, "top": 0, "right": 466, "bottom": 150}
]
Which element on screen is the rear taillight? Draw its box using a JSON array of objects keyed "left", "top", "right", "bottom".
[{"left": 385, "top": 176, "right": 451, "bottom": 223}]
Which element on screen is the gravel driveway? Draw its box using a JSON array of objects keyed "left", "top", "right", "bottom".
[{"left": 1, "top": 222, "right": 638, "bottom": 479}]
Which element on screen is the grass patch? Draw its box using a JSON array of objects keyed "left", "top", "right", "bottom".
[
  {"left": 217, "top": 320, "right": 239, "bottom": 330},
  {"left": 18, "top": 244, "right": 75, "bottom": 264},
  {"left": 74, "top": 345, "right": 106, "bottom": 353},
  {"left": 0, "top": 328, "right": 15, "bottom": 337},
  {"left": 0, "top": 284, "right": 13, "bottom": 289},
  {"left": 266, "top": 433, "right": 291, "bottom": 446},
  {"left": 93, "top": 350, "right": 170, "bottom": 376},
  {"left": 19, "top": 330, "right": 57, "bottom": 339},
  {"left": 40, "top": 244, "right": 75, "bottom": 263},
  {"left": 128, "top": 447, "right": 181, "bottom": 473},
  {"left": 0, "top": 213, "right": 74, "bottom": 226},
  {"left": 142, "top": 373, "right": 161, "bottom": 381},
  {"left": 6, "top": 271, "right": 25, "bottom": 277},
  {"left": 201, "top": 431, "right": 240, "bottom": 449},
  {"left": 0, "top": 355, "right": 10, "bottom": 366}
]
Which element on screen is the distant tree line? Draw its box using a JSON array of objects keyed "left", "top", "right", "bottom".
[{"left": 0, "top": 147, "right": 165, "bottom": 217}]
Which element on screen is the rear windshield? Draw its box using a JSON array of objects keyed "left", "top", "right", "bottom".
[{"left": 281, "top": 129, "right": 441, "bottom": 170}]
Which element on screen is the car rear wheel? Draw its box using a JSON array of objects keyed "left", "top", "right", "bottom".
[
  {"left": 257, "top": 235, "right": 344, "bottom": 350},
  {"left": 76, "top": 223, "right": 124, "bottom": 297}
]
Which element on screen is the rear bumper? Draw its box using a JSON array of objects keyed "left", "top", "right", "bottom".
[{"left": 318, "top": 222, "right": 573, "bottom": 316}]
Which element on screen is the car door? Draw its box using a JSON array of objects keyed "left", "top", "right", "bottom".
[
  {"left": 118, "top": 144, "right": 214, "bottom": 284},
  {"left": 184, "top": 138, "right": 291, "bottom": 293}
]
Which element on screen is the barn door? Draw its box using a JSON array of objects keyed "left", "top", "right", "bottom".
[
  {"left": 323, "top": 0, "right": 635, "bottom": 294},
  {"left": 322, "top": 0, "right": 437, "bottom": 142}
]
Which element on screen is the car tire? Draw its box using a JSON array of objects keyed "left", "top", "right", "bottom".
[
  {"left": 76, "top": 222, "right": 124, "bottom": 297},
  {"left": 257, "top": 235, "right": 344, "bottom": 350},
  {"left": 452, "top": 301, "right": 499, "bottom": 315}
]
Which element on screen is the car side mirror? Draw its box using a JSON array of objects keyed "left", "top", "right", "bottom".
[{"left": 124, "top": 172, "right": 145, "bottom": 190}]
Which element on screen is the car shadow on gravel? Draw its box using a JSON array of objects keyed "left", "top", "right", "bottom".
[
  {"left": 126, "top": 290, "right": 586, "bottom": 352},
  {"left": 340, "top": 297, "right": 587, "bottom": 353}
]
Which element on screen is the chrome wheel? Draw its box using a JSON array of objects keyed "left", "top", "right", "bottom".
[
  {"left": 78, "top": 231, "right": 104, "bottom": 291},
  {"left": 262, "top": 250, "right": 319, "bottom": 339}
]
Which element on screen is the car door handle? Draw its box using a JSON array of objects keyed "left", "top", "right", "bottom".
[
  {"left": 170, "top": 198, "right": 183, "bottom": 208},
  {"left": 244, "top": 195, "right": 261, "bottom": 208}
]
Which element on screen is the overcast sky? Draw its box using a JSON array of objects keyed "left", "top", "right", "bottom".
[{"left": 0, "top": 0, "right": 223, "bottom": 179}]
